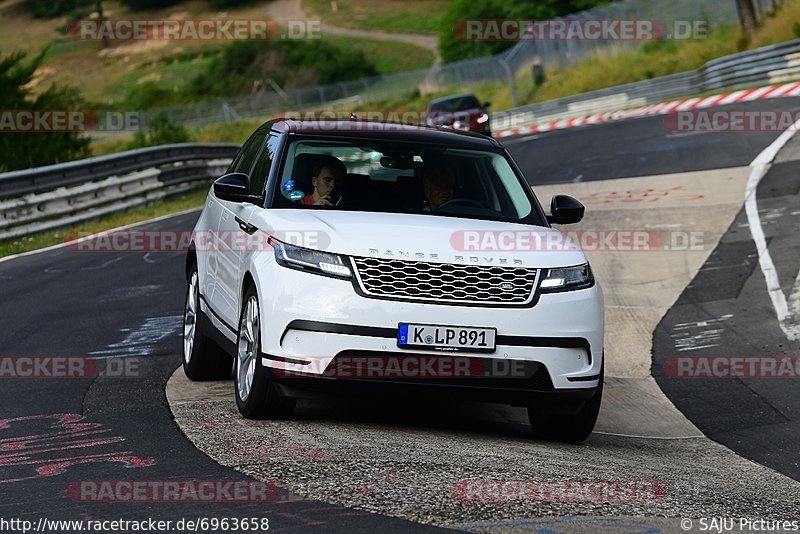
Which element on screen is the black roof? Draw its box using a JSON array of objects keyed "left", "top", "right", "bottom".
[
  {"left": 260, "top": 118, "right": 500, "bottom": 148},
  {"left": 428, "top": 92, "right": 478, "bottom": 105}
]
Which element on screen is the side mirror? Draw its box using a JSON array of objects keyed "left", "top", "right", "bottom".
[
  {"left": 547, "top": 195, "right": 584, "bottom": 224},
  {"left": 482, "top": 101, "right": 491, "bottom": 108},
  {"left": 213, "top": 173, "right": 261, "bottom": 204}
]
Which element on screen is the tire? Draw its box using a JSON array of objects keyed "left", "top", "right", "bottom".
[
  {"left": 234, "top": 285, "right": 297, "bottom": 419},
  {"left": 528, "top": 363, "right": 603, "bottom": 443},
  {"left": 182, "top": 263, "right": 233, "bottom": 381}
]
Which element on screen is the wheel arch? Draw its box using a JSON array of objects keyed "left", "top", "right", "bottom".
[
  {"left": 185, "top": 242, "right": 197, "bottom": 280},
  {"left": 242, "top": 270, "right": 256, "bottom": 302}
]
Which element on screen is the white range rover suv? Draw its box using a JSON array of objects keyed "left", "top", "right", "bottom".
[{"left": 182, "top": 119, "right": 604, "bottom": 443}]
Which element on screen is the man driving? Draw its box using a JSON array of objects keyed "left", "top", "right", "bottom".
[
  {"left": 301, "top": 158, "right": 347, "bottom": 206},
  {"left": 422, "top": 165, "right": 455, "bottom": 210}
]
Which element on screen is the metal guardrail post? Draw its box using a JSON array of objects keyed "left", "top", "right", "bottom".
[{"left": 499, "top": 60, "right": 519, "bottom": 108}]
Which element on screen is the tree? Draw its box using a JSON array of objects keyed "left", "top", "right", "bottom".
[
  {"left": 735, "top": 0, "right": 758, "bottom": 40},
  {"left": 128, "top": 112, "right": 191, "bottom": 149},
  {"left": 0, "top": 51, "right": 91, "bottom": 173},
  {"left": 439, "top": 0, "right": 513, "bottom": 64},
  {"left": 115, "top": 0, "right": 181, "bottom": 8},
  {"left": 188, "top": 40, "right": 378, "bottom": 99},
  {"left": 438, "top": 0, "right": 615, "bottom": 63},
  {"left": 24, "top": 0, "right": 79, "bottom": 18}
]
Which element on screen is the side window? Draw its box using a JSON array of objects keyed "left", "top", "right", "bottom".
[
  {"left": 227, "top": 136, "right": 252, "bottom": 174},
  {"left": 229, "top": 133, "right": 266, "bottom": 175},
  {"left": 249, "top": 133, "right": 279, "bottom": 196}
]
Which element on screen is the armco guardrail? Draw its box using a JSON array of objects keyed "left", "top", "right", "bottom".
[
  {"left": 0, "top": 143, "right": 238, "bottom": 241},
  {"left": 492, "top": 38, "right": 800, "bottom": 131}
]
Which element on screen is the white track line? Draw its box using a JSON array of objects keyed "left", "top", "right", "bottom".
[
  {"left": 745, "top": 119, "right": 800, "bottom": 341},
  {"left": 592, "top": 431, "right": 704, "bottom": 440}
]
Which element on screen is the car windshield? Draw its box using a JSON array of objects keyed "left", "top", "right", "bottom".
[
  {"left": 271, "top": 138, "right": 542, "bottom": 225},
  {"left": 429, "top": 95, "right": 481, "bottom": 112}
]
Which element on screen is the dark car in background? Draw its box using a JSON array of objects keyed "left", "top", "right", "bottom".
[{"left": 426, "top": 93, "right": 492, "bottom": 135}]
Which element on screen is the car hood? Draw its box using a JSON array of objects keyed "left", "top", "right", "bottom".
[
  {"left": 428, "top": 108, "right": 486, "bottom": 124},
  {"left": 251, "top": 210, "right": 587, "bottom": 268}
]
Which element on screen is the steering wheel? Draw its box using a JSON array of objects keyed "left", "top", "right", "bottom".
[{"left": 437, "top": 198, "right": 485, "bottom": 210}]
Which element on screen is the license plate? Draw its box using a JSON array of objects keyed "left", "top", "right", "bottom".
[{"left": 397, "top": 323, "right": 496, "bottom": 353}]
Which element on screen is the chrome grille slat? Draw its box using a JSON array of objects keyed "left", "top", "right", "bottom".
[{"left": 351, "top": 257, "right": 537, "bottom": 305}]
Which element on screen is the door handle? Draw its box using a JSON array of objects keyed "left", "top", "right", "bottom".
[{"left": 235, "top": 216, "right": 258, "bottom": 235}]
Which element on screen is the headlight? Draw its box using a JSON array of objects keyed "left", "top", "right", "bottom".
[
  {"left": 476, "top": 113, "right": 489, "bottom": 124},
  {"left": 269, "top": 237, "right": 352, "bottom": 279},
  {"left": 540, "top": 263, "right": 593, "bottom": 292}
]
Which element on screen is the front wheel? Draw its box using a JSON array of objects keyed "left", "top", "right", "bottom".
[
  {"left": 528, "top": 364, "right": 603, "bottom": 443},
  {"left": 183, "top": 264, "right": 233, "bottom": 381},
  {"left": 234, "top": 286, "right": 297, "bottom": 419}
]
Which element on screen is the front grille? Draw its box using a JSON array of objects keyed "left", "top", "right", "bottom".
[{"left": 351, "top": 256, "right": 538, "bottom": 305}]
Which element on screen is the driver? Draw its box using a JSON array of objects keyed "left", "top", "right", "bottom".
[
  {"left": 301, "top": 158, "right": 347, "bottom": 206},
  {"left": 422, "top": 165, "right": 455, "bottom": 210}
]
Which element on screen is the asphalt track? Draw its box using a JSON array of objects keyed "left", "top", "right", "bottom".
[
  {"left": 0, "top": 212, "right": 437, "bottom": 533},
  {"left": 2, "top": 98, "right": 800, "bottom": 532},
  {"left": 505, "top": 97, "right": 800, "bottom": 183},
  {"left": 653, "top": 133, "right": 800, "bottom": 481}
]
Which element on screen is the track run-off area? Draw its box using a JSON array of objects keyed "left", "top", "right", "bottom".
[{"left": 2, "top": 98, "right": 799, "bottom": 533}]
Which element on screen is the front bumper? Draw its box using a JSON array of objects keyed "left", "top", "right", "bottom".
[
  {"left": 254, "top": 256, "right": 604, "bottom": 396},
  {"left": 269, "top": 363, "right": 598, "bottom": 411}
]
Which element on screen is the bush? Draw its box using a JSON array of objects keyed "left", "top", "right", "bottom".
[
  {"left": 24, "top": 0, "right": 80, "bottom": 18},
  {"left": 0, "top": 51, "right": 91, "bottom": 172},
  {"left": 188, "top": 40, "right": 379, "bottom": 98},
  {"left": 128, "top": 112, "right": 191, "bottom": 149},
  {"left": 115, "top": 0, "right": 182, "bottom": 9},
  {"left": 206, "top": 0, "right": 259, "bottom": 6},
  {"left": 438, "top": 0, "right": 513, "bottom": 64},
  {"left": 439, "top": 0, "right": 614, "bottom": 63},
  {"left": 123, "top": 81, "right": 182, "bottom": 110}
]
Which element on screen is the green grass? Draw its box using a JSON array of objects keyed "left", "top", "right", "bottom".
[
  {"left": 328, "top": 0, "right": 800, "bottom": 119},
  {"left": 341, "top": 81, "right": 508, "bottom": 119},
  {"left": 518, "top": 28, "right": 742, "bottom": 105},
  {"left": 0, "top": 186, "right": 209, "bottom": 258},
  {"left": 302, "top": 0, "right": 447, "bottom": 34},
  {"left": 495, "top": 1, "right": 800, "bottom": 109},
  {"left": 192, "top": 119, "right": 266, "bottom": 144},
  {"left": 89, "top": 116, "right": 267, "bottom": 157},
  {"left": 325, "top": 36, "right": 434, "bottom": 73},
  {"left": 105, "top": 53, "right": 217, "bottom": 106}
]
